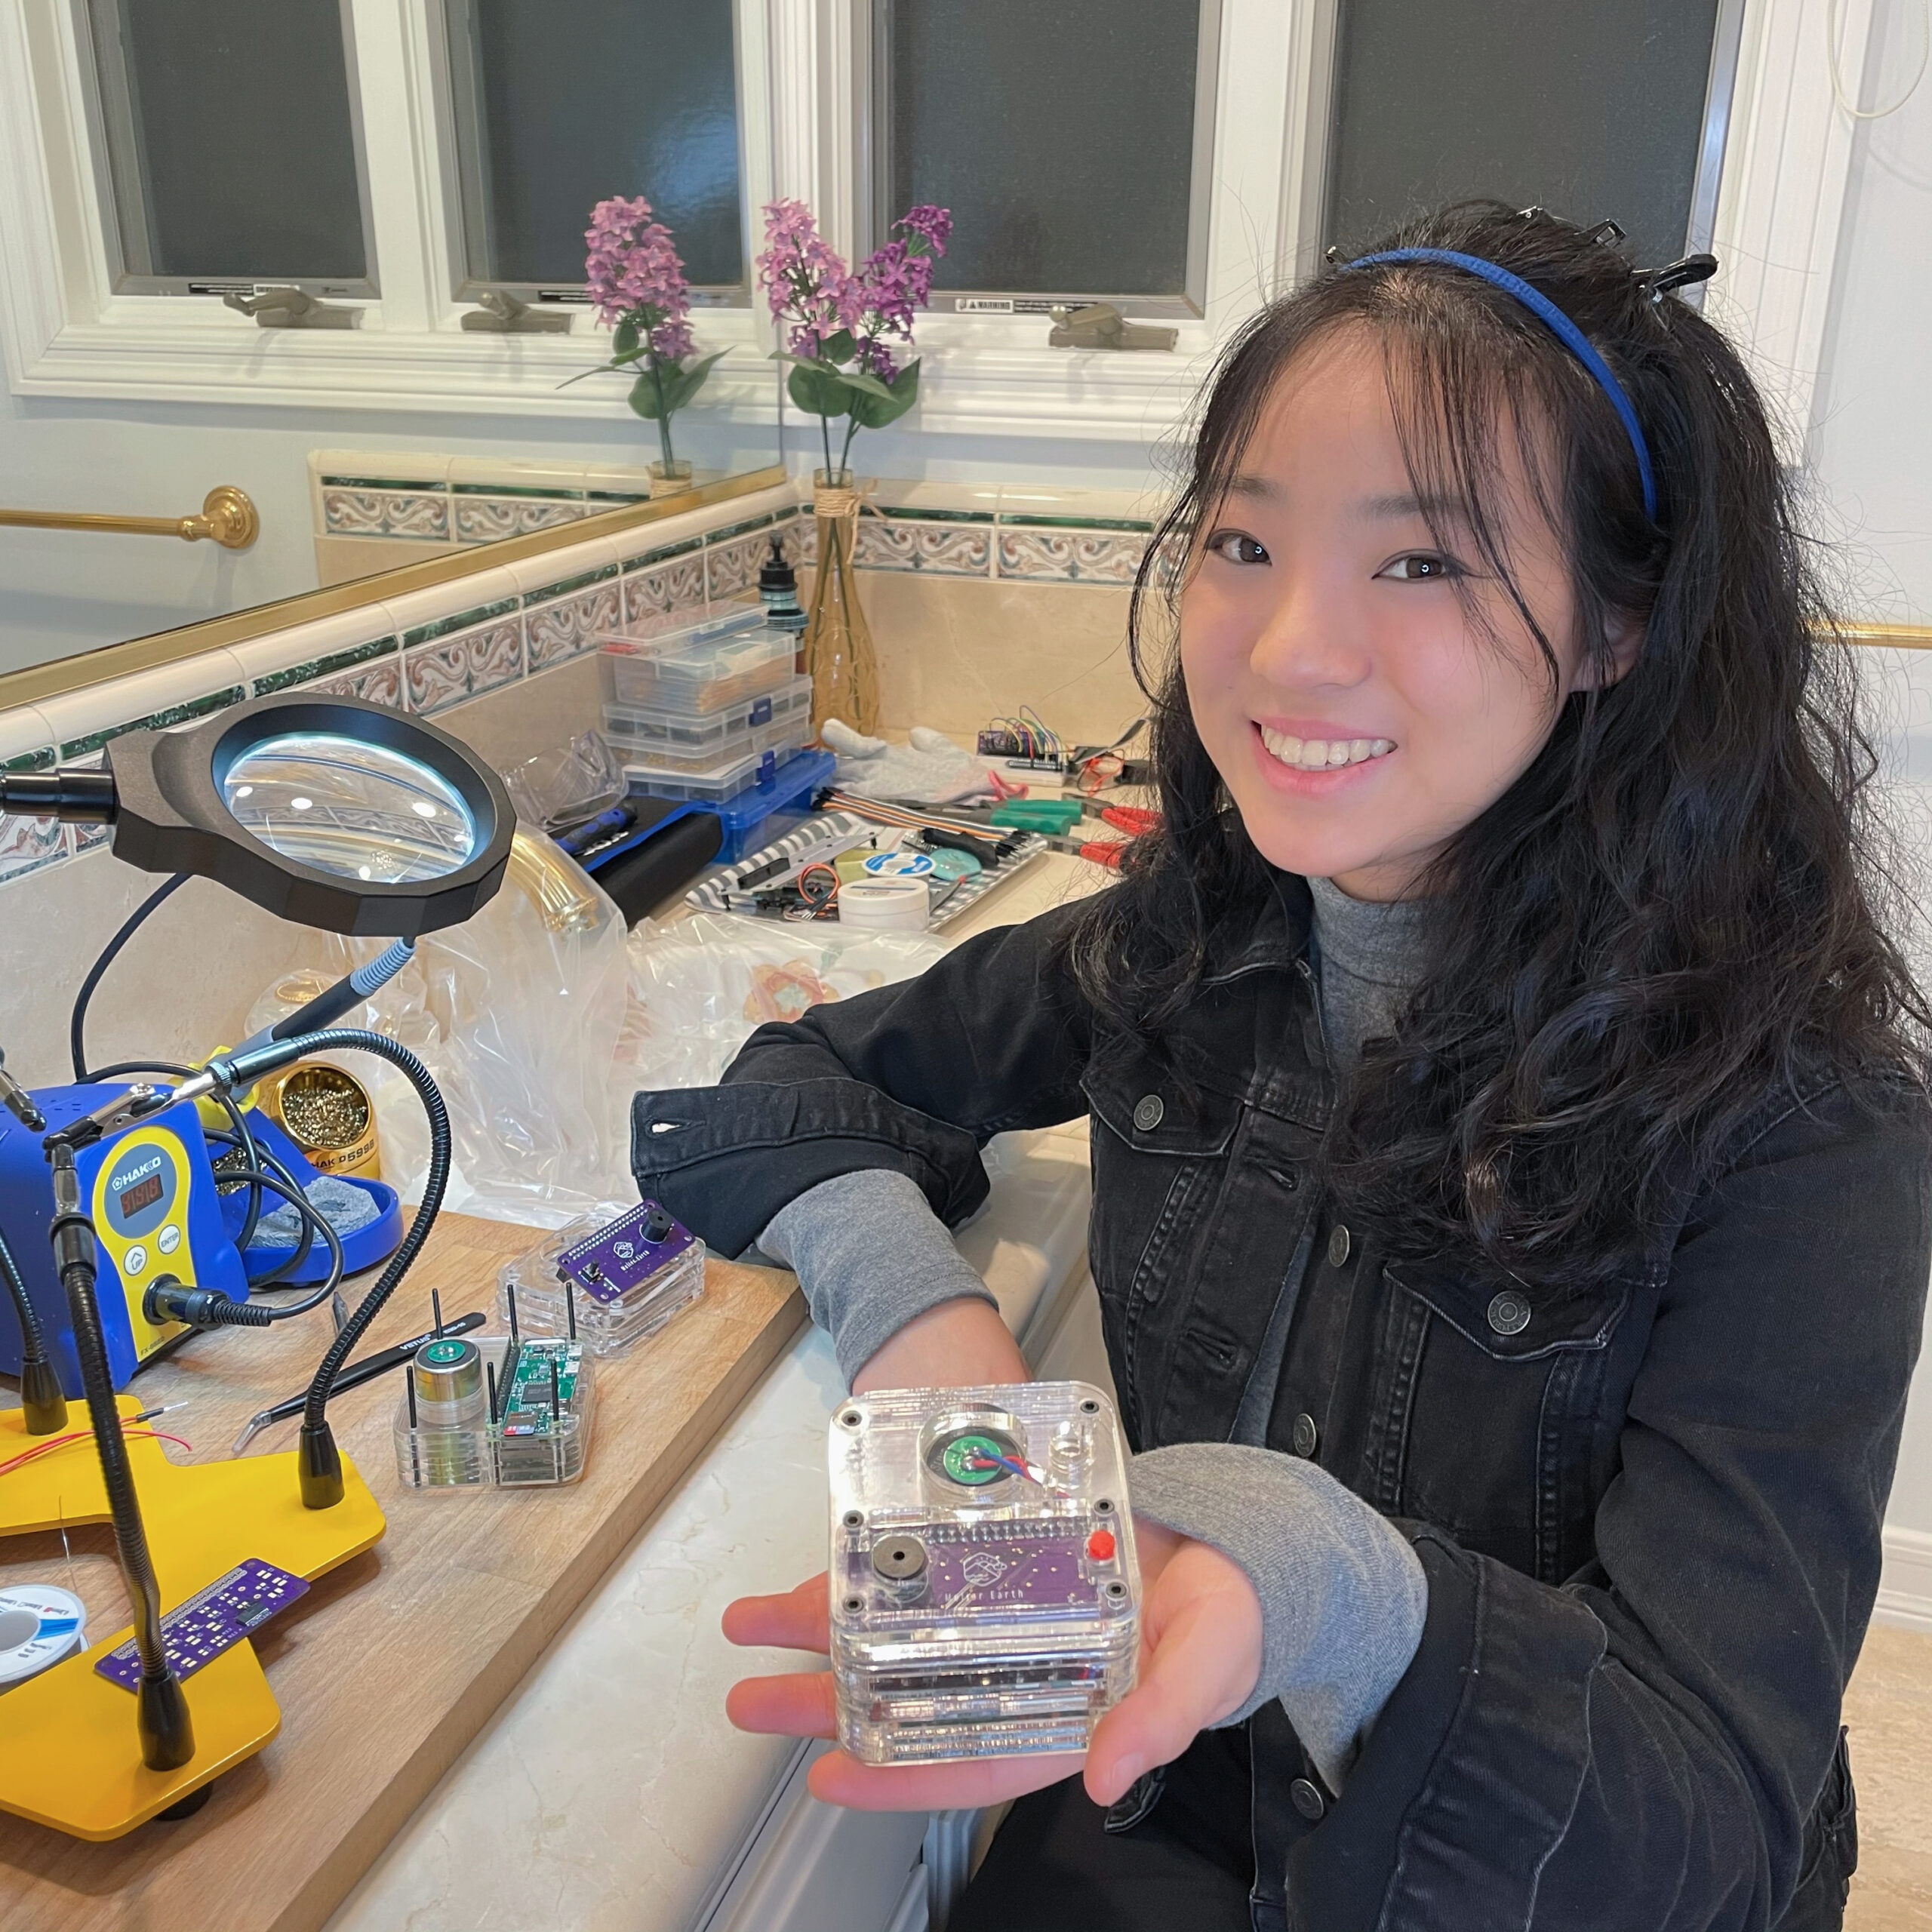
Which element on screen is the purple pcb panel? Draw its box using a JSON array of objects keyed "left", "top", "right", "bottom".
[
  {"left": 94, "top": 1558, "right": 309, "bottom": 1691},
  {"left": 556, "top": 1199, "right": 699, "bottom": 1307},
  {"left": 917, "top": 1535, "right": 1101, "bottom": 1614}
]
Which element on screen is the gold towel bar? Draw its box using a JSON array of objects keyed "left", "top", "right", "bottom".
[{"left": 0, "top": 485, "right": 258, "bottom": 549}]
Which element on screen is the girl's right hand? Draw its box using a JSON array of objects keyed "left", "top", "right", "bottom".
[{"left": 851, "top": 1294, "right": 1029, "bottom": 1393}]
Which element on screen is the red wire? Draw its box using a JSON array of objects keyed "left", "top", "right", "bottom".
[{"left": 0, "top": 1427, "right": 195, "bottom": 1478}]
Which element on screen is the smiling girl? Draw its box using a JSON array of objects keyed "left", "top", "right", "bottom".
[{"left": 635, "top": 204, "right": 1932, "bottom": 1930}]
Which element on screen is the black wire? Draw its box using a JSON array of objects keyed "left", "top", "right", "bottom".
[
  {"left": 276, "top": 1031, "right": 450, "bottom": 1434},
  {"left": 189, "top": 1162, "right": 343, "bottom": 1318},
  {"left": 69, "top": 872, "right": 188, "bottom": 1082},
  {"left": 86, "top": 1057, "right": 266, "bottom": 1254},
  {"left": 83, "top": 1062, "right": 346, "bottom": 1315},
  {"left": 203, "top": 1130, "right": 324, "bottom": 1288}
]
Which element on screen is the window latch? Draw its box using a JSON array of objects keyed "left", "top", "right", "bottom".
[
  {"left": 1047, "top": 303, "right": 1177, "bottom": 352},
  {"left": 222, "top": 287, "right": 359, "bottom": 330},
  {"left": 460, "top": 290, "right": 573, "bottom": 334}
]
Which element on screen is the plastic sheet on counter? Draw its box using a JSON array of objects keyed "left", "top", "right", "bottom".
[{"left": 619, "top": 912, "right": 947, "bottom": 1091}]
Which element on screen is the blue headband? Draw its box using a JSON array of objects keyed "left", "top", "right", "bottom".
[{"left": 1348, "top": 248, "right": 1658, "bottom": 521}]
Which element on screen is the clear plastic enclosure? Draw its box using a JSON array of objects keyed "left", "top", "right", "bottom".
[
  {"left": 495, "top": 1204, "right": 705, "bottom": 1358},
  {"left": 393, "top": 1334, "right": 594, "bottom": 1489},
  {"left": 827, "top": 1380, "right": 1140, "bottom": 1765}
]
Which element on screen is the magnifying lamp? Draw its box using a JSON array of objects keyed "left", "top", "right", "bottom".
[
  {"left": 0, "top": 694, "right": 515, "bottom": 1787},
  {"left": 0, "top": 692, "right": 515, "bottom": 935}
]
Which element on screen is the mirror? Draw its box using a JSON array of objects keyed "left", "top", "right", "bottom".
[{"left": 0, "top": 0, "right": 781, "bottom": 682}]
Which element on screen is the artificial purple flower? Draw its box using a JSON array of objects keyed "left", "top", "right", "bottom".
[
  {"left": 897, "top": 205, "right": 953, "bottom": 257},
  {"left": 584, "top": 194, "right": 693, "bottom": 355}
]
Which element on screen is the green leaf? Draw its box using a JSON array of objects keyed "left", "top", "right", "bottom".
[
  {"left": 627, "top": 371, "right": 669, "bottom": 420},
  {"left": 844, "top": 358, "right": 921, "bottom": 430},
  {"left": 786, "top": 359, "right": 851, "bottom": 418},
  {"left": 820, "top": 328, "right": 855, "bottom": 364},
  {"left": 830, "top": 367, "right": 897, "bottom": 401},
  {"left": 614, "top": 318, "right": 640, "bottom": 357},
  {"left": 654, "top": 347, "right": 730, "bottom": 415}
]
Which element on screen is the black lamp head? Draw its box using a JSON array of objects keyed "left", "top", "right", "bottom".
[{"left": 97, "top": 694, "right": 515, "bottom": 937}]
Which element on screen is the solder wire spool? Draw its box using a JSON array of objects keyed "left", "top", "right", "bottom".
[{"left": 0, "top": 1585, "right": 87, "bottom": 1690}]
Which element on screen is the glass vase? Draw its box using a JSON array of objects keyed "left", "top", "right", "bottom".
[
  {"left": 804, "top": 466, "right": 878, "bottom": 734},
  {"left": 648, "top": 460, "right": 694, "bottom": 499}
]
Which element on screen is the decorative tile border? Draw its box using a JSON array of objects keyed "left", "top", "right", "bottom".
[
  {"left": 403, "top": 617, "right": 525, "bottom": 715},
  {"left": 453, "top": 496, "right": 590, "bottom": 544},
  {"left": 526, "top": 568, "right": 623, "bottom": 672},
  {"left": 995, "top": 527, "right": 1147, "bottom": 585},
  {"left": 401, "top": 596, "right": 521, "bottom": 652},
  {"left": 855, "top": 519, "right": 992, "bottom": 576},
  {"left": 321, "top": 486, "right": 451, "bottom": 543},
  {"left": 783, "top": 498, "right": 1151, "bottom": 585}
]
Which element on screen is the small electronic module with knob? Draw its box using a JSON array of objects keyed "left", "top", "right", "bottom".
[{"left": 827, "top": 1380, "right": 1140, "bottom": 1765}]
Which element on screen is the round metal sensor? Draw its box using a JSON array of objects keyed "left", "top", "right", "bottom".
[{"left": 871, "top": 1536, "right": 928, "bottom": 1582}]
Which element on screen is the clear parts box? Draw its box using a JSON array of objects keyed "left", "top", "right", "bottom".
[
  {"left": 392, "top": 1334, "right": 594, "bottom": 1490},
  {"left": 604, "top": 672, "right": 811, "bottom": 774},
  {"left": 495, "top": 1199, "right": 706, "bottom": 1357},
  {"left": 828, "top": 1380, "right": 1140, "bottom": 1765},
  {"left": 597, "top": 608, "right": 798, "bottom": 713}
]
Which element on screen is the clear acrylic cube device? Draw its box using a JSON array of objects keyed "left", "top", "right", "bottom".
[
  {"left": 495, "top": 1206, "right": 706, "bottom": 1358},
  {"left": 828, "top": 1380, "right": 1140, "bottom": 1765}
]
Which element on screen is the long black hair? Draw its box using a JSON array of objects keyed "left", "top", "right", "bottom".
[{"left": 1064, "top": 202, "right": 1930, "bottom": 1287}]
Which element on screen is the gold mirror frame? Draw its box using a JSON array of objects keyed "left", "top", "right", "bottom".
[{"left": 0, "top": 465, "right": 786, "bottom": 714}]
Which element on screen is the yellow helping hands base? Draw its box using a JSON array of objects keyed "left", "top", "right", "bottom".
[{"left": 0, "top": 1395, "right": 384, "bottom": 1838}]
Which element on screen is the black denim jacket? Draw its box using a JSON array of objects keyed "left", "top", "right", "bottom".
[{"left": 632, "top": 878, "right": 1931, "bottom": 1932}]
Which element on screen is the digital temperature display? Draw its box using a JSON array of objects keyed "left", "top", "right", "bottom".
[{"left": 116, "top": 1172, "right": 164, "bottom": 1221}]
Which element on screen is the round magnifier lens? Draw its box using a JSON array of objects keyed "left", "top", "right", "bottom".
[{"left": 220, "top": 732, "right": 479, "bottom": 883}]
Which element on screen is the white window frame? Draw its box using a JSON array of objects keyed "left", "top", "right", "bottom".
[{"left": 0, "top": 0, "right": 1878, "bottom": 453}]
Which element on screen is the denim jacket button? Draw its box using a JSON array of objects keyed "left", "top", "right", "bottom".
[
  {"left": 1132, "top": 1094, "right": 1165, "bottom": 1132},
  {"left": 1488, "top": 1289, "right": 1532, "bottom": 1336},
  {"left": 1327, "top": 1224, "right": 1352, "bottom": 1267},
  {"left": 1291, "top": 1412, "right": 1319, "bottom": 1457},
  {"left": 1289, "top": 1777, "right": 1327, "bottom": 1820}
]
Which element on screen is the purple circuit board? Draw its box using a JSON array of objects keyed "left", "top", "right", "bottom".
[
  {"left": 94, "top": 1558, "right": 309, "bottom": 1691},
  {"left": 555, "top": 1199, "right": 699, "bottom": 1307},
  {"left": 853, "top": 1533, "right": 1106, "bottom": 1615}
]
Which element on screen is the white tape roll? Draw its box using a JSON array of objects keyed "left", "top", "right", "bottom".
[
  {"left": 838, "top": 875, "right": 932, "bottom": 931},
  {"left": 0, "top": 1584, "right": 86, "bottom": 1689}
]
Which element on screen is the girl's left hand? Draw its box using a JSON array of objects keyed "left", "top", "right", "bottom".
[{"left": 721, "top": 1520, "right": 1264, "bottom": 1810}]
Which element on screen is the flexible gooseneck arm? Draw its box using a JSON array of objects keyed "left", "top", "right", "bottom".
[
  {"left": 178, "top": 1028, "right": 451, "bottom": 1509},
  {"left": 47, "top": 1143, "right": 193, "bottom": 1770}
]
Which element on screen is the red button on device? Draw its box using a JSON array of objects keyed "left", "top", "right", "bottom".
[{"left": 1086, "top": 1528, "right": 1116, "bottom": 1561}]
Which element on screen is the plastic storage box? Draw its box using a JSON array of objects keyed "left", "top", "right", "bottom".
[
  {"left": 605, "top": 674, "right": 812, "bottom": 774},
  {"left": 393, "top": 1334, "right": 594, "bottom": 1490},
  {"left": 495, "top": 1202, "right": 706, "bottom": 1358},
  {"left": 641, "top": 746, "right": 837, "bottom": 863},
  {"left": 598, "top": 608, "right": 798, "bottom": 713}
]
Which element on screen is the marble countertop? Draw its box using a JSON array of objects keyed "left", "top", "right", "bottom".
[{"left": 325, "top": 851, "right": 1108, "bottom": 1931}]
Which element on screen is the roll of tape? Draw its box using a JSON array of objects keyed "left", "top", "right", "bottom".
[
  {"left": 838, "top": 875, "right": 932, "bottom": 930},
  {"left": 0, "top": 1585, "right": 86, "bottom": 1690},
  {"left": 863, "top": 851, "right": 935, "bottom": 878}
]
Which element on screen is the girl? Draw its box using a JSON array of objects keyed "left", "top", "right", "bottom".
[{"left": 635, "top": 204, "right": 1932, "bottom": 1930}]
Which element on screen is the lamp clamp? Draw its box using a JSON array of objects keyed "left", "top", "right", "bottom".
[{"left": 40, "top": 1082, "right": 168, "bottom": 1155}]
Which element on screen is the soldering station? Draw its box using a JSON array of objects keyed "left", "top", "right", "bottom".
[{"left": 0, "top": 694, "right": 703, "bottom": 1837}]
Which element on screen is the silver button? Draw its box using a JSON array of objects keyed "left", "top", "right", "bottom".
[
  {"left": 1327, "top": 1224, "right": 1351, "bottom": 1267},
  {"left": 1132, "top": 1094, "right": 1164, "bottom": 1132},
  {"left": 1291, "top": 1412, "right": 1318, "bottom": 1457},
  {"left": 1289, "top": 1777, "right": 1326, "bottom": 1820},
  {"left": 1487, "top": 1290, "right": 1531, "bottom": 1336}
]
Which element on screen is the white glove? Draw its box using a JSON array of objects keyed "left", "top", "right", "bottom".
[{"left": 820, "top": 720, "right": 994, "bottom": 804}]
